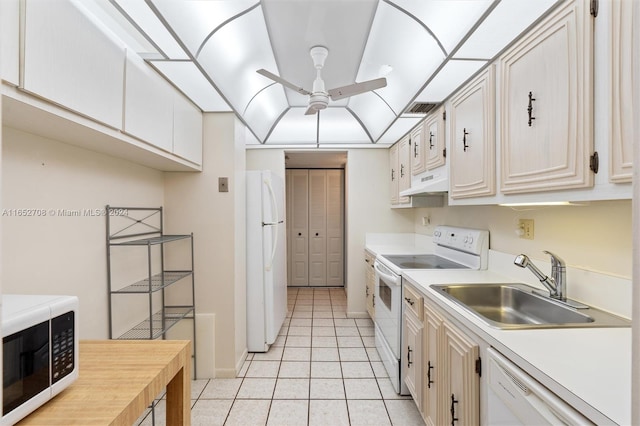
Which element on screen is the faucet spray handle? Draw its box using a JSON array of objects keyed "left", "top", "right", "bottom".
[{"left": 543, "top": 250, "right": 565, "bottom": 271}]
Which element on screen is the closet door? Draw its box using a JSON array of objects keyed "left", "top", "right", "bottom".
[
  {"left": 288, "top": 170, "right": 309, "bottom": 286},
  {"left": 308, "top": 170, "right": 327, "bottom": 286},
  {"left": 326, "top": 170, "right": 344, "bottom": 286}
]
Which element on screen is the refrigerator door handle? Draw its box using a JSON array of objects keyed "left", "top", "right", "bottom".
[{"left": 264, "top": 178, "right": 279, "bottom": 271}]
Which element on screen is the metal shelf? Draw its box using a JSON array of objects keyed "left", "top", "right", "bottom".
[
  {"left": 106, "top": 205, "right": 197, "bottom": 379},
  {"left": 111, "top": 271, "right": 192, "bottom": 294},
  {"left": 109, "top": 234, "right": 191, "bottom": 246},
  {"left": 116, "top": 306, "right": 194, "bottom": 340}
]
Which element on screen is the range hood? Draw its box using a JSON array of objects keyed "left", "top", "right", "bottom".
[{"left": 400, "top": 170, "right": 448, "bottom": 196}]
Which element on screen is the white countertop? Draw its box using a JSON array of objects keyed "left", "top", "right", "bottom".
[
  {"left": 365, "top": 235, "right": 631, "bottom": 425},
  {"left": 402, "top": 269, "right": 631, "bottom": 425}
]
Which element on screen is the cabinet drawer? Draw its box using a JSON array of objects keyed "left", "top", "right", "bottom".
[{"left": 403, "top": 285, "right": 423, "bottom": 320}]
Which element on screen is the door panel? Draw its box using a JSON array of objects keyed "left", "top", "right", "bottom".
[{"left": 287, "top": 170, "right": 309, "bottom": 286}]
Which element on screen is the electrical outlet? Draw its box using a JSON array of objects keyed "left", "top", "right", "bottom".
[
  {"left": 519, "top": 219, "right": 534, "bottom": 239},
  {"left": 422, "top": 215, "right": 431, "bottom": 226}
]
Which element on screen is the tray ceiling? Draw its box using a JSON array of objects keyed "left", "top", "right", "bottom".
[{"left": 83, "top": 0, "right": 561, "bottom": 147}]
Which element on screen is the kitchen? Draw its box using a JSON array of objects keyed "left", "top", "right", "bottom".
[{"left": 0, "top": 0, "right": 638, "bottom": 425}]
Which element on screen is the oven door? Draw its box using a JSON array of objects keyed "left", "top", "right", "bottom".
[{"left": 373, "top": 260, "right": 401, "bottom": 358}]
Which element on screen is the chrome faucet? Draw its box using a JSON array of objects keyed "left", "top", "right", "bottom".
[{"left": 514, "top": 251, "right": 566, "bottom": 300}]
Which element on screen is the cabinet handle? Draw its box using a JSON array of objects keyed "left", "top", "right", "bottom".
[
  {"left": 407, "top": 346, "right": 413, "bottom": 367},
  {"left": 450, "top": 394, "right": 459, "bottom": 425},
  {"left": 429, "top": 131, "right": 434, "bottom": 149},
  {"left": 315, "top": 232, "right": 319, "bottom": 237},
  {"left": 527, "top": 91, "right": 536, "bottom": 126},
  {"left": 404, "top": 297, "right": 414, "bottom": 306},
  {"left": 414, "top": 140, "right": 418, "bottom": 158},
  {"left": 400, "top": 164, "right": 405, "bottom": 178},
  {"left": 462, "top": 128, "right": 469, "bottom": 152},
  {"left": 373, "top": 294, "right": 375, "bottom": 307},
  {"left": 298, "top": 232, "right": 302, "bottom": 236},
  {"left": 427, "top": 360, "right": 434, "bottom": 388},
  {"left": 391, "top": 169, "right": 395, "bottom": 181},
  {"left": 366, "top": 286, "right": 369, "bottom": 297}
]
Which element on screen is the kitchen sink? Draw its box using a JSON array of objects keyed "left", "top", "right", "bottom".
[{"left": 431, "top": 283, "right": 631, "bottom": 329}]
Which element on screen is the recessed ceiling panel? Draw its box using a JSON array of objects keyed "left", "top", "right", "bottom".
[
  {"left": 261, "top": 0, "right": 378, "bottom": 105},
  {"left": 243, "top": 84, "right": 289, "bottom": 142},
  {"left": 150, "top": 61, "right": 231, "bottom": 111},
  {"left": 152, "top": 0, "right": 258, "bottom": 57},
  {"left": 197, "top": 7, "right": 279, "bottom": 117},
  {"left": 268, "top": 108, "right": 370, "bottom": 144},
  {"left": 416, "top": 59, "right": 487, "bottom": 102},
  {"left": 454, "top": 0, "right": 560, "bottom": 59},
  {"left": 377, "top": 116, "right": 423, "bottom": 145},
  {"left": 390, "top": 0, "right": 492, "bottom": 54},
  {"left": 112, "top": 0, "right": 188, "bottom": 59},
  {"left": 357, "top": 1, "right": 445, "bottom": 115},
  {"left": 348, "top": 91, "right": 397, "bottom": 142}
]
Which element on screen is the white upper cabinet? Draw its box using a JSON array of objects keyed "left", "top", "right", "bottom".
[
  {"left": 172, "top": 92, "right": 203, "bottom": 165},
  {"left": 609, "top": 0, "right": 634, "bottom": 183},
  {"left": 23, "top": 0, "right": 126, "bottom": 129},
  {"left": 124, "top": 52, "right": 174, "bottom": 152},
  {"left": 499, "top": 0, "right": 594, "bottom": 194},
  {"left": 424, "top": 106, "right": 446, "bottom": 171},
  {"left": 0, "top": 0, "right": 20, "bottom": 85},
  {"left": 449, "top": 66, "right": 496, "bottom": 199}
]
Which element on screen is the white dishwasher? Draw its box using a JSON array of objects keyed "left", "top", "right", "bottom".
[{"left": 486, "top": 348, "right": 594, "bottom": 425}]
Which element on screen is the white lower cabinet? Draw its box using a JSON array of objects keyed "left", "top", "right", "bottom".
[{"left": 403, "top": 283, "right": 480, "bottom": 425}]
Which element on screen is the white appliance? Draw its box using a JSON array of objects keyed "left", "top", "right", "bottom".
[
  {"left": 486, "top": 348, "right": 592, "bottom": 425},
  {"left": 2, "top": 294, "right": 79, "bottom": 425},
  {"left": 246, "top": 170, "right": 287, "bottom": 352},
  {"left": 374, "top": 225, "right": 489, "bottom": 394}
]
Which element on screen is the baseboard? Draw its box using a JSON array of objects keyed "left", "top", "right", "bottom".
[{"left": 215, "top": 368, "right": 239, "bottom": 378}]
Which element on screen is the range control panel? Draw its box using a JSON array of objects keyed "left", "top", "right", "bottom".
[{"left": 432, "top": 225, "right": 489, "bottom": 255}]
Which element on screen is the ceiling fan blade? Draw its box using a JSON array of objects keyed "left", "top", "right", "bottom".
[
  {"left": 304, "top": 105, "right": 318, "bottom": 115},
  {"left": 257, "top": 69, "right": 311, "bottom": 95},
  {"left": 327, "top": 77, "right": 387, "bottom": 101}
]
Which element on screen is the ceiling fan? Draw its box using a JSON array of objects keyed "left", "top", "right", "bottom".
[{"left": 257, "top": 45, "right": 387, "bottom": 115}]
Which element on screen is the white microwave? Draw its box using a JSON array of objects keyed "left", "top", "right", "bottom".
[{"left": 2, "top": 295, "right": 79, "bottom": 425}]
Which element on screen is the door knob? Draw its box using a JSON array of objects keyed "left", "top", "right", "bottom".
[
  {"left": 315, "top": 232, "right": 319, "bottom": 236},
  {"left": 298, "top": 233, "right": 302, "bottom": 236}
]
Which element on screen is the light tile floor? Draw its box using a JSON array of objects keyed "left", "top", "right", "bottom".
[{"left": 138, "top": 287, "right": 424, "bottom": 425}]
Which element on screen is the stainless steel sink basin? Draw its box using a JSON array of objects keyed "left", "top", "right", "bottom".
[{"left": 431, "top": 283, "right": 631, "bottom": 329}]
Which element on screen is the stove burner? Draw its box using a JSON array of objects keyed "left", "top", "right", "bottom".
[{"left": 381, "top": 254, "right": 468, "bottom": 270}]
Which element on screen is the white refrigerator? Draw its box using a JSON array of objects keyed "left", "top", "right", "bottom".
[{"left": 246, "top": 170, "right": 287, "bottom": 352}]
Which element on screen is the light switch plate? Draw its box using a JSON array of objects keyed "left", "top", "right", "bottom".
[{"left": 218, "top": 177, "right": 229, "bottom": 192}]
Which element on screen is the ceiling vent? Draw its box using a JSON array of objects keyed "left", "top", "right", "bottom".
[{"left": 405, "top": 102, "right": 438, "bottom": 115}]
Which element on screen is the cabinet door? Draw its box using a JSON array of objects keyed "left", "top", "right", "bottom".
[
  {"left": 173, "top": 92, "right": 203, "bottom": 165},
  {"left": 403, "top": 310, "right": 423, "bottom": 407},
  {"left": 609, "top": 0, "right": 634, "bottom": 183},
  {"left": 308, "top": 170, "right": 327, "bottom": 286},
  {"left": 23, "top": 0, "right": 125, "bottom": 129},
  {"left": 449, "top": 67, "right": 496, "bottom": 199},
  {"left": 390, "top": 144, "right": 400, "bottom": 204},
  {"left": 398, "top": 136, "right": 411, "bottom": 203},
  {"left": 0, "top": 0, "right": 19, "bottom": 85},
  {"left": 287, "top": 170, "right": 309, "bottom": 286},
  {"left": 124, "top": 52, "right": 174, "bottom": 151},
  {"left": 411, "top": 125, "right": 426, "bottom": 175},
  {"left": 326, "top": 170, "right": 344, "bottom": 286},
  {"left": 424, "top": 107, "right": 446, "bottom": 171},
  {"left": 422, "top": 304, "right": 443, "bottom": 426},
  {"left": 500, "top": 0, "right": 594, "bottom": 193},
  {"left": 441, "top": 321, "right": 479, "bottom": 426}
]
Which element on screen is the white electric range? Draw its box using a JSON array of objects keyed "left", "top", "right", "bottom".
[{"left": 373, "top": 225, "right": 489, "bottom": 394}]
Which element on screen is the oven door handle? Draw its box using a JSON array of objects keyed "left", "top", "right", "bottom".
[{"left": 374, "top": 262, "right": 401, "bottom": 286}]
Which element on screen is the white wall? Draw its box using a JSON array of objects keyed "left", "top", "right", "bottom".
[
  {"left": 164, "top": 113, "right": 246, "bottom": 378},
  {"left": 246, "top": 148, "right": 415, "bottom": 315},
  {"left": 1, "top": 126, "right": 165, "bottom": 338},
  {"left": 413, "top": 200, "right": 632, "bottom": 278}
]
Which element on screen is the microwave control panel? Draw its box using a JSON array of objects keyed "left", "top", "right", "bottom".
[{"left": 51, "top": 311, "right": 75, "bottom": 384}]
